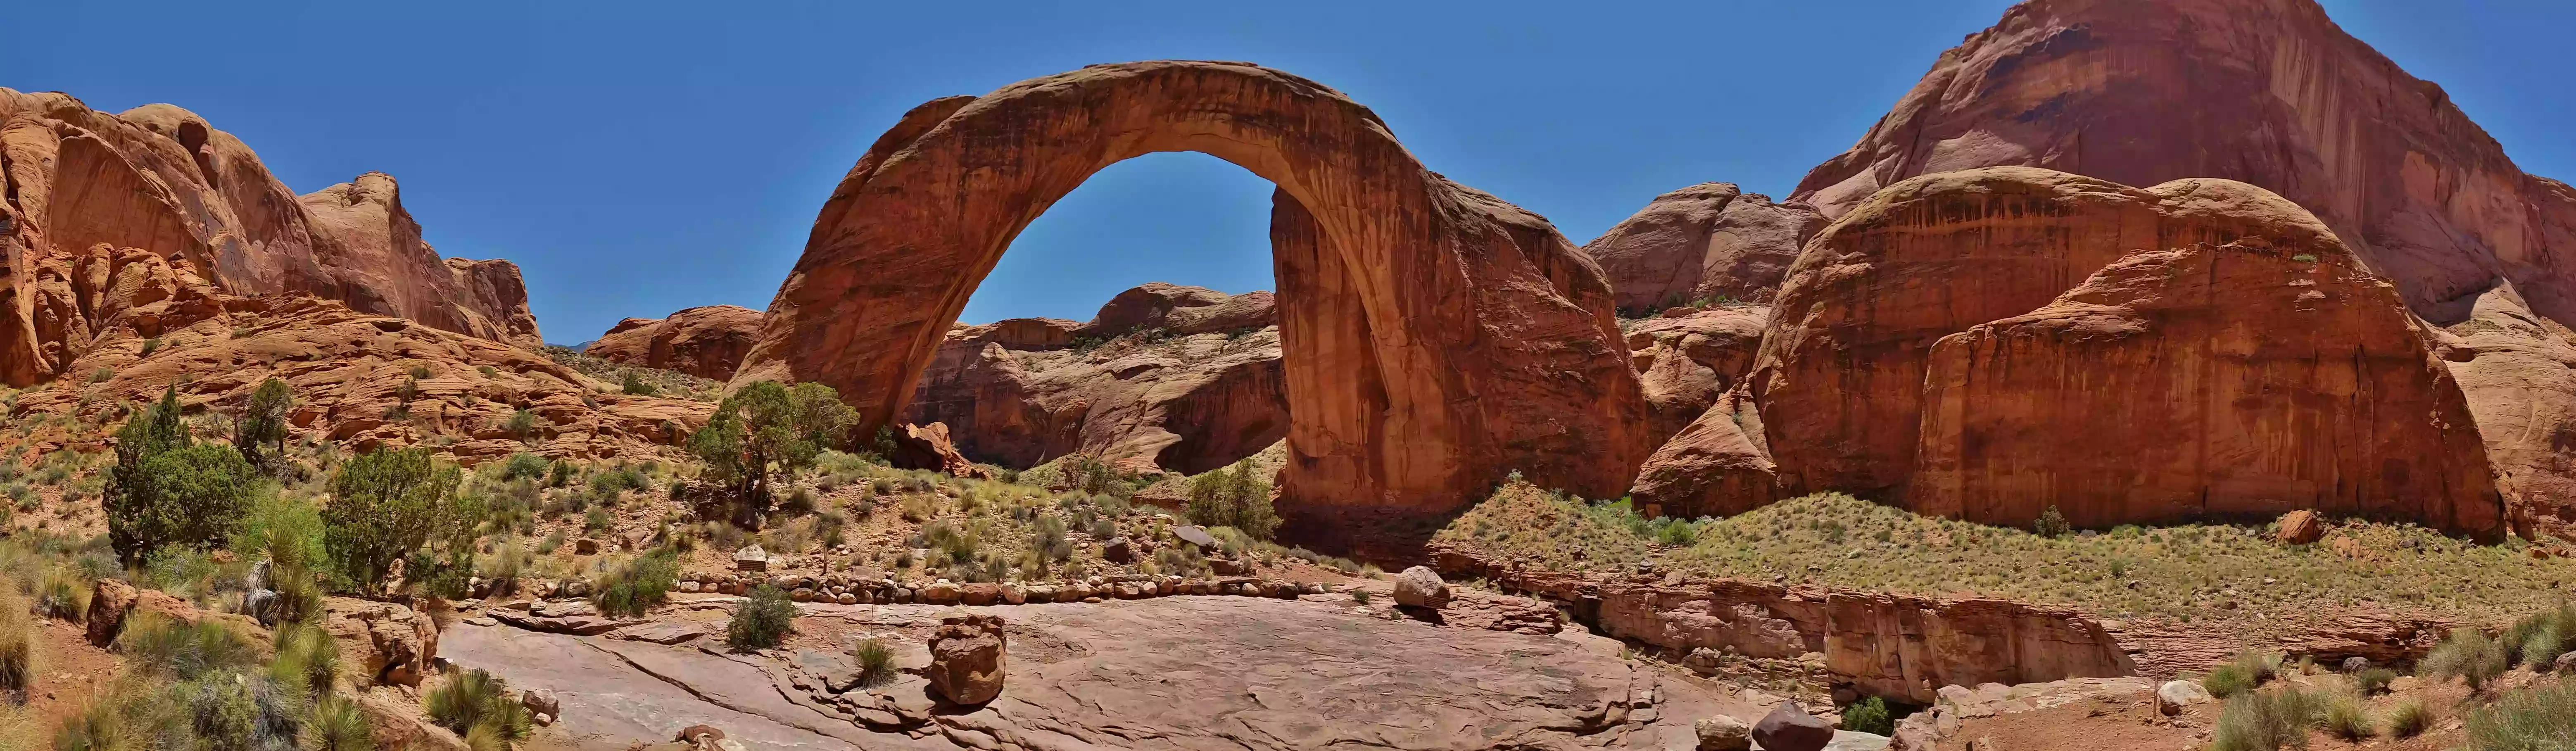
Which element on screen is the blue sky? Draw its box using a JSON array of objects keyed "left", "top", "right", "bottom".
[{"left": 4, "top": 1, "right": 2569, "bottom": 343}]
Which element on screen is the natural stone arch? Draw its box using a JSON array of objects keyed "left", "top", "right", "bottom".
[{"left": 734, "top": 61, "right": 1651, "bottom": 544}]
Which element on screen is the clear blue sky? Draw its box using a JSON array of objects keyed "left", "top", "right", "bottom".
[{"left": 4, "top": 1, "right": 2569, "bottom": 343}]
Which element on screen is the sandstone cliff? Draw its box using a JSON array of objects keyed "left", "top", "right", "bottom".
[
  {"left": 1582, "top": 183, "right": 1822, "bottom": 314},
  {"left": 0, "top": 88, "right": 543, "bottom": 388},
  {"left": 587, "top": 304, "right": 768, "bottom": 381},
  {"left": 905, "top": 283, "right": 1288, "bottom": 475},
  {"left": 1780, "top": 0, "right": 2576, "bottom": 538},
  {"left": 1749, "top": 167, "right": 2499, "bottom": 536}
]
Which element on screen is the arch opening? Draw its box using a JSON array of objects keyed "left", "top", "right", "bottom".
[{"left": 739, "top": 61, "right": 1652, "bottom": 551}]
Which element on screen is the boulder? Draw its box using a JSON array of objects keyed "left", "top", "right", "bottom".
[
  {"left": 2277, "top": 511, "right": 2324, "bottom": 545},
  {"left": 731, "top": 61, "right": 1652, "bottom": 539},
  {"left": 521, "top": 689, "right": 560, "bottom": 718},
  {"left": 922, "top": 582, "right": 962, "bottom": 605},
  {"left": 1103, "top": 538, "right": 1135, "bottom": 564},
  {"left": 733, "top": 545, "right": 769, "bottom": 572},
  {"left": 2556, "top": 652, "right": 2576, "bottom": 675},
  {"left": 890, "top": 422, "right": 996, "bottom": 480},
  {"left": 926, "top": 615, "right": 1007, "bottom": 705},
  {"left": 84, "top": 578, "right": 140, "bottom": 648},
  {"left": 575, "top": 537, "right": 601, "bottom": 555},
  {"left": 1694, "top": 715, "right": 1752, "bottom": 751},
  {"left": 586, "top": 304, "right": 768, "bottom": 380},
  {"left": 2157, "top": 680, "right": 2213, "bottom": 716},
  {"left": 2341, "top": 656, "right": 2371, "bottom": 674},
  {"left": 960, "top": 583, "right": 1000, "bottom": 606},
  {"left": 1752, "top": 701, "right": 1835, "bottom": 751},
  {"left": 1393, "top": 566, "right": 1451, "bottom": 609},
  {"left": 1172, "top": 525, "right": 1218, "bottom": 550}
]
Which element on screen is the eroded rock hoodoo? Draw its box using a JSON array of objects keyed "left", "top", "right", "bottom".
[{"left": 734, "top": 61, "right": 1652, "bottom": 544}]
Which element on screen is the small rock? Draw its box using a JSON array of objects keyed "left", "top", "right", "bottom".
[
  {"left": 2157, "top": 680, "right": 2211, "bottom": 716},
  {"left": 533, "top": 712, "right": 553, "bottom": 727},
  {"left": 734, "top": 544, "right": 770, "bottom": 572},
  {"left": 1753, "top": 701, "right": 1835, "bottom": 751},
  {"left": 1393, "top": 566, "right": 1452, "bottom": 609},
  {"left": 922, "top": 582, "right": 962, "bottom": 605},
  {"left": 2555, "top": 651, "right": 2576, "bottom": 674},
  {"left": 575, "top": 537, "right": 601, "bottom": 556},
  {"left": 1103, "top": 538, "right": 1136, "bottom": 564},
  {"left": 1172, "top": 525, "right": 1217, "bottom": 550},
  {"left": 836, "top": 592, "right": 857, "bottom": 605},
  {"left": 2274, "top": 510, "right": 2322, "bottom": 545},
  {"left": 522, "top": 688, "right": 560, "bottom": 718},
  {"left": 1210, "top": 558, "right": 1249, "bottom": 575},
  {"left": 1695, "top": 715, "right": 1752, "bottom": 751},
  {"left": 2341, "top": 656, "right": 2371, "bottom": 673}
]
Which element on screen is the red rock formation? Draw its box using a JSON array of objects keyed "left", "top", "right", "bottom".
[
  {"left": 1629, "top": 390, "right": 1775, "bottom": 520},
  {"left": 905, "top": 285, "right": 1288, "bottom": 474},
  {"left": 1754, "top": 167, "right": 2500, "bottom": 537},
  {"left": 1787, "top": 0, "right": 2576, "bottom": 537},
  {"left": 298, "top": 172, "right": 542, "bottom": 349},
  {"left": 2433, "top": 282, "right": 2576, "bottom": 540},
  {"left": 1625, "top": 307, "right": 1767, "bottom": 445},
  {"left": 890, "top": 422, "right": 995, "bottom": 480},
  {"left": 737, "top": 62, "right": 1650, "bottom": 535},
  {"left": 1583, "top": 183, "right": 1823, "bottom": 313},
  {"left": 587, "top": 304, "right": 768, "bottom": 380},
  {"left": 0, "top": 89, "right": 543, "bottom": 385},
  {"left": 5, "top": 294, "right": 707, "bottom": 464}
]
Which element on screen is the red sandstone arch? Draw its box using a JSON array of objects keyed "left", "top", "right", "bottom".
[{"left": 734, "top": 61, "right": 1651, "bottom": 539}]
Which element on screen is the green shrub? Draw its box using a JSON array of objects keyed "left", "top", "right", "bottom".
[
  {"left": 1839, "top": 696, "right": 1893, "bottom": 735},
  {"left": 2384, "top": 698, "right": 2431, "bottom": 738},
  {"left": 2034, "top": 505, "right": 2071, "bottom": 538},
  {"left": 322, "top": 448, "right": 478, "bottom": 594},
  {"left": 688, "top": 380, "right": 856, "bottom": 509},
  {"left": 2423, "top": 627, "right": 2512, "bottom": 691},
  {"left": 506, "top": 409, "right": 537, "bottom": 443},
  {"left": 425, "top": 668, "right": 532, "bottom": 748},
  {"left": 583, "top": 508, "right": 611, "bottom": 535},
  {"left": 2320, "top": 691, "right": 2373, "bottom": 741},
  {"left": 1653, "top": 517, "right": 1698, "bottom": 546},
  {"left": 116, "top": 611, "right": 257, "bottom": 680},
  {"left": 726, "top": 585, "right": 796, "bottom": 651},
  {"left": 54, "top": 696, "right": 134, "bottom": 751},
  {"left": 499, "top": 453, "right": 549, "bottom": 482},
  {"left": 38, "top": 566, "right": 88, "bottom": 621},
  {"left": 593, "top": 550, "right": 679, "bottom": 618},
  {"left": 2202, "top": 649, "right": 2277, "bottom": 699},
  {"left": 106, "top": 388, "right": 260, "bottom": 563},
  {"left": 232, "top": 490, "right": 329, "bottom": 575},
  {"left": 2466, "top": 682, "right": 2576, "bottom": 751},
  {"left": 1184, "top": 459, "right": 1278, "bottom": 540},
  {"left": 2354, "top": 667, "right": 2397, "bottom": 695},
  {"left": 853, "top": 637, "right": 896, "bottom": 688},
  {"left": 621, "top": 372, "right": 656, "bottom": 396},
  {"left": 232, "top": 378, "right": 294, "bottom": 469},
  {"left": 2211, "top": 685, "right": 2319, "bottom": 751}
]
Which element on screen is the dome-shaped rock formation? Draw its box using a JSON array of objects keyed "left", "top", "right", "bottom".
[
  {"left": 587, "top": 304, "right": 768, "bottom": 380},
  {"left": 734, "top": 61, "right": 1651, "bottom": 545},
  {"left": 1582, "top": 183, "right": 1822, "bottom": 314},
  {"left": 1749, "top": 167, "right": 2500, "bottom": 537}
]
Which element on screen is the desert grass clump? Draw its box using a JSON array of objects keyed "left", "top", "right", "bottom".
[
  {"left": 425, "top": 668, "right": 532, "bottom": 749},
  {"left": 271, "top": 621, "right": 341, "bottom": 695},
  {"left": 852, "top": 637, "right": 897, "bottom": 689},
  {"left": 116, "top": 611, "right": 257, "bottom": 681},
  {"left": 0, "top": 591, "right": 32, "bottom": 701},
  {"left": 2319, "top": 691, "right": 2374, "bottom": 741},
  {"left": 2203, "top": 649, "right": 2281, "bottom": 699},
  {"left": 304, "top": 694, "right": 373, "bottom": 751},
  {"left": 2354, "top": 667, "right": 2397, "bottom": 695},
  {"left": 2500, "top": 603, "right": 2576, "bottom": 669},
  {"left": 2422, "top": 627, "right": 2512, "bottom": 692},
  {"left": 726, "top": 584, "right": 796, "bottom": 651},
  {"left": 2383, "top": 698, "right": 2432, "bottom": 738},
  {"left": 2465, "top": 681, "right": 2576, "bottom": 750},
  {"left": 2210, "top": 684, "right": 2319, "bottom": 751}
]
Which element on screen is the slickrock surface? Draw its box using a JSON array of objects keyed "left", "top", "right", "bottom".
[{"left": 737, "top": 61, "right": 1651, "bottom": 539}]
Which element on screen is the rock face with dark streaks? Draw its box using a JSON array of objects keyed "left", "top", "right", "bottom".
[
  {"left": 1753, "top": 167, "right": 2500, "bottom": 536},
  {"left": 738, "top": 61, "right": 1650, "bottom": 540}
]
